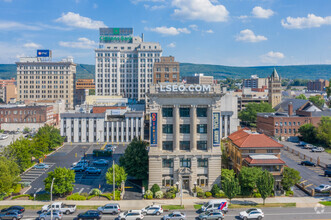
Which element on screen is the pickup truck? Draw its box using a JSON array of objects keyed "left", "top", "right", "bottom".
[{"left": 42, "top": 202, "right": 76, "bottom": 215}]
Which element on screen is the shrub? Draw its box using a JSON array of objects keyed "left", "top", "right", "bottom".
[
  {"left": 210, "top": 184, "right": 220, "bottom": 197},
  {"left": 90, "top": 188, "right": 102, "bottom": 196},
  {"left": 13, "top": 184, "right": 22, "bottom": 194},
  {"left": 34, "top": 193, "right": 50, "bottom": 201},
  {"left": 114, "top": 190, "right": 121, "bottom": 200},
  {"left": 150, "top": 184, "right": 160, "bottom": 196},
  {"left": 11, "top": 194, "right": 32, "bottom": 200},
  {"left": 215, "top": 190, "right": 226, "bottom": 198},
  {"left": 147, "top": 195, "right": 153, "bottom": 199},
  {"left": 66, "top": 193, "right": 86, "bottom": 200},
  {"left": 164, "top": 192, "right": 175, "bottom": 199},
  {"left": 87, "top": 195, "right": 96, "bottom": 200},
  {"left": 285, "top": 190, "right": 294, "bottom": 197},
  {"left": 101, "top": 193, "right": 113, "bottom": 200},
  {"left": 193, "top": 186, "right": 203, "bottom": 194},
  {"left": 197, "top": 192, "right": 204, "bottom": 197},
  {"left": 205, "top": 191, "right": 212, "bottom": 197},
  {"left": 253, "top": 192, "right": 261, "bottom": 198},
  {"left": 80, "top": 192, "right": 89, "bottom": 198},
  {"left": 155, "top": 191, "right": 164, "bottom": 199},
  {"left": 167, "top": 186, "right": 178, "bottom": 194},
  {"left": 145, "top": 190, "right": 153, "bottom": 197}
]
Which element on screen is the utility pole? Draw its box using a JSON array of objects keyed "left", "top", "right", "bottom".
[
  {"left": 113, "top": 160, "right": 115, "bottom": 200},
  {"left": 50, "top": 177, "right": 55, "bottom": 220}
]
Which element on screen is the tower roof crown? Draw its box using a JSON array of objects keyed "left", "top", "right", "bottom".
[{"left": 271, "top": 68, "right": 280, "bottom": 80}]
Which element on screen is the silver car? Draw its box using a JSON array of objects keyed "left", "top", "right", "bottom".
[
  {"left": 162, "top": 211, "right": 186, "bottom": 220},
  {"left": 39, "top": 210, "right": 63, "bottom": 220},
  {"left": 97, "top": 203, "right": 120, "bottom": 215}
]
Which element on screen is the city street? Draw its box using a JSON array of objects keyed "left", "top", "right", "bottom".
[{"left": 14, "top": 207, "right": 331, "bottom": 220}]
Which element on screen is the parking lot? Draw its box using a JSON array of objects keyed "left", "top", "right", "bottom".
[
  {"left": 25, "top": 143, "right": 136, "bottom": 196},
  {"left": 0, "top": 133, "right": 24, "bottom": 151}
]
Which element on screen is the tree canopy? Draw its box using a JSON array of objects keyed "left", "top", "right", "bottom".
[
  {"left": 256, "top": 170, "right": 274, "bottom": 204},
  {"left": 0, "top": 157, "right": 20, "bottom": 196},
  {"left": 281, "top": 167, "right": 301, "bottom": 191},
  {"left": 221, "top": 169, "right": 235, "bottom": 189},
  {"left": 239, "top": 102, "right": 274, "bottom": 126},
  {"left": 222, "top": 175, "right": 240, "bottom": 203},
  {"left": 106, "top": 164, "right": 127, "bottom": 187},
  {"left": 295, "top": 94, "right": 307, "bottom": 100},
  {"left": 316, "top": 116, "right": 331, "bottom": 147},
  {"left": 44, "top": 167, "right": 75, "bottom": 197},
  {"left": 308, "top": 95, "right": 325, "bottom": 109},
  {"left": 298, "top": 123, "right": 318, "bottom": 144},
  {"left": 238, "top": 166, "right": 263, "bottom": 196}
]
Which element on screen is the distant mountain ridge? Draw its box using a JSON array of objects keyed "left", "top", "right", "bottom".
[{"left": 0, "top": 63, "right": 330, "bottom": 80}]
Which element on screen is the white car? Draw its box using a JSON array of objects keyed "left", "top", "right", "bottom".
[
  {"left": 141, "top": 205, "right": 163, "bottom": 215},
  {"left": 312, "top": 147, "right": 325, "bottom": 152},
  {"left": 314, "top": 184, "right": 331, "bottom": 193},
  {"left": 118, "top": 210, "right": 144, "bottom": 220},
  {"left": 239, "top": 208, "right": 264, "bottom": 220}
]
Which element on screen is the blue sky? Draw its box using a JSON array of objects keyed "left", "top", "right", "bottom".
[{"left": 0, "top": 0, "right": 331, "bottom": 66}]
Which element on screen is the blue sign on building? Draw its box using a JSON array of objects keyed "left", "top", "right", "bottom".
[
  {"left": 150, "top": 113, "right": 157, "bottom": 146},
  {"left": 37, "top": 50, "right": 50, "bottom": 57},
  {"left": 213, "top": 112, "right": 220, "bottom": 146}
]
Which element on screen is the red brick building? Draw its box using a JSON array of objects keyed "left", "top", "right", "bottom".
[
  {"left": 307, "top": 79, "right": 329, "bottom": 91},
  {"left": 0, "top": 104, "right": 55, "bottom": 131},
  {"left": 257, "top": 99, "right": 331, "bottom": 139}
]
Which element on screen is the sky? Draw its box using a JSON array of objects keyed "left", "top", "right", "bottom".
[{"left": 0, "top": 0, "right": 331, "bottom": 66}]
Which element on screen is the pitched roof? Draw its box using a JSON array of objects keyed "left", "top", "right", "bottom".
[
  {"left": 271, "top": 68, "right": 280, "bottom": 80},
  {"left": 228, "top": 128, "right": 283, "bottom": 148},
  {"left": 244, "top": 155, "right": 285, "bottom": 165},
  {"left": 274, "top": 98, "right": 309, "bottom": 113}
]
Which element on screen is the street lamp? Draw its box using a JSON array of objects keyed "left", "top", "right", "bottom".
[
  {"left": 194, "top": 181, "right": 197, "bottom": 197},
  {"left": 50, "top": 177, "right": 55, "bottom": 220},
  {"left": 176, "top": 178, "right": 183, "bottom": 207}
]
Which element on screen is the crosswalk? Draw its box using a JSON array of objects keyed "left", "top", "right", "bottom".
[{"left": 19, "top": 162, "right": 55, "bottom": 184}]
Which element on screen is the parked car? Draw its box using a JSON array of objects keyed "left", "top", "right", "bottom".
[
  {"left": 118, "top": 210, "right": 144, "bottom": 220},
  {"left": 72, "top": 159, "right": 89, "bottom": 167},
  {"left": 42, "top": 202, "right": 76, "bottom": 215},
  {"left": 198, "top": 210, "right": 224, "bottom": 220},
  {"left": 324, "top": 165, "right": 331, "bottom": 177},
  {"left": 298, "top": 141, "right": 307, "bottom": 146},
  {"left": 0, "top": 134, "right": 9, "bottom": 140},
  {"left": 93, "top": 159, "right": 109, "bottom": 166},
  {"left": 141, "top": 205, "right": 163, "bottom": 215},
  {"left": 85, "top": 167, "right": 101, "bottom": 175},
  {"left": 0, "top": 211, "right": 23, "bottom": 220},
  {"left": 162, "top": 211, "right": 186, "bottom": 220},
  {"left": 300, "top": 161, "right": 316, "bottom": 166},
  {"left": 97, "top": 203, "right": 120, "bottom": 215},
  {"left": 1, "top": 206, "right": 25, "bottom": 214},
  {"left": 200, "top": 200, "right": 228, "bottom": 213},
  {"left": 76, "top": 210, "right": 101, "bottom": 220},
  {"left": 104, "top": 144, "right": 114, "bottom": 151},
  {"left": 39, "top": 210, "right": 63, "bottom": 220},
  {"left": 34, "top": 163, "right": 50, "bottom": 169},
  {"left": 314, "top": 184, "right": 331, "bottom": 193},
  {"left": 70, "top": 165, "right": 86, "bottom": 172},
  {"left": 312, "top": 147, "right": 325, "bottom": 152},
  {"left": 304, "top": 144, "right": 315, "bottom": 149},
  {"left": 239, "top": 208, "right": 264, "bottom": 220}
]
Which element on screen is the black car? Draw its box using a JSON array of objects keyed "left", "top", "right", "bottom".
[
  {"left": 76, "top": 210, "right": 101, "bottom": 220},
  {"left": 301, "top": 161, "right": 316, "bottom": 166},
  {"left": 1, "top": 206, "right": 25, "bottom": 214}
]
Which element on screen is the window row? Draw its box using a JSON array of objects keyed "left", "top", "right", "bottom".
[
  {"left": 162, "top": 124, "right": 207, "bottom": 134},
  {"left": 162, "top": 141, "right": 207, "bottom": 151},
  {"left": 162, "top": 158, "right": 208, "bottom": 168},
  {"left": 162, "top": 107, "right": 208, "bottom": 117}
]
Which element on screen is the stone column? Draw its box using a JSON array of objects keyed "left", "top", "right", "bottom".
[
  {"left": 173, "top": 105, "right": 180, "bottom": 151},
  {"left": 190, "top": 105, "right": 197, "bottom": 151}
]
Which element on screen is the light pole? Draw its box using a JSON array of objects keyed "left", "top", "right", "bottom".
[
  {"left": 113, "top": 160, "right": 115, "bottom": 200},
  {"left": 194, "top": 181, "right": 197, "bottom": 197},
  {"left": 176, "top": 178, "right": 183, "bottom": 207},
  {"left": 50, "top": 177, "right": 55, "bottom": 220}
]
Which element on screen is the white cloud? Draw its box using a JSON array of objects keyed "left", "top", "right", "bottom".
[
  {"left": 238, "top": 15, "right": 248, "bottom": 20},
  {"left": 281, "top": 14, "right": 331, "bottom": 29},
  {"left": 261, "top": 51, "right": 285, "bottom": 63},
  {"left": 206, "top": 29, "right": 214, "bottom": 33},
  {"left": 147, "top": 26, "right": 191, "bottom": 35},
  {"left": 55, "top": 12, "right": 106, "bottom": 30},
  {"left": 172, "top": 0, "right": 229, "bottom": 22},
  {"left": 23, "top": 42, "right": 41, "bottom": 49},
  {"left": 59, "top": 37, "right": 97, "bottom": 49},
  {"left": 189, "top": 24, "right": 198, "bottom": 31},
  {"left": 131, "top": 0, "right": 165, "bottom": 4},
  {"left": 167, "top": 42, "right": 176, "bottom": 48},
  {"left": 252, "top": 6, "right": 274, "bottom": 19},
  {"left": 0, "top": 21, "right": 41, "bottom": 30},
  {"left": 144, "top": 4, "right": 166, "bottom": 10},
  {"left": 236, "top": 29, "right": 267, "bottom": 43}
]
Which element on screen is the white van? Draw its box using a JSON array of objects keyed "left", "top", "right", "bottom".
[{"left": 200, "top": 199, "right": 228, "bottom": 213}]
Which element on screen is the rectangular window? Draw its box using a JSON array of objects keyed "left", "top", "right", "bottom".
[
  {"left": 197, "top": 108, "right": 207, "bottom": 117},
  {"left": 284, "top": 122, "right": 287, "bottom": 126},
  {"left": 197, "top": 124, "right": 207, "bottom": 133},
  {"left": 275, "top": 122, "right": 278, "bottom": 126},
  {"left": 162, "top": 159, "right": 173, "bottom": 168},
  {"left": 180, "top": 124, "right": 190, "bottom": 133},
  {"left": 162, "top": 141, "right": 173, "bottom": 151},
  {"left": 197, "top": 158, "right": 208, "bottom": 167},
  {"left": 298, "top": 122, "right": 300, "bottom": 126},
  {"left": 180, "top": 141, "right": 190, "bottom": 151},
  {"left": 267, "top": 149, "right": 273, "bottom": 153},
  {"left": 293, "top": 122, "right": 296, "bottom": 126},
  {"left": 275, "top": 129, "right": 278, "bottom": 134},
  {"left": 162, "top": 124, "right": 173, "bottom": 134},
  {"left": 197, "top": 141, "right": 207, "bottom": 150},
  {"left": 249, "top": 150, "right": 256, "bottom": 153},
  {"left": 180, "top": 158, "right": 191, "bottom": 168},
  {"left": 162, "top": 108, "right": 173, "bottom": 117},
  {"left": 179, "top": 108, "right": 190, "bottom": 117},
  {"left": 289, "top": 122, "right": 292, "bottom": 126}
]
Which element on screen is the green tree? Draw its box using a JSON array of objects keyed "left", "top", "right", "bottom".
[
  {"left": 0, "top": 157, "right": 20, "bottom": 195},
  {"left": 298, "top": 123, "right": 318, "bottom": 143},
  {"left": 281, "top": 167, "right": 301, "bottom": 191},
  {"left": 23, "top": 127, "right": 31, "bottom": 133},
  {"left": 239, "top": 102, "right": 275, "bottom": 126},
  {"left": 223, "top": 176, "right": 240, "bottom": 203},
  {"left": 326, "top": 79, "right": 331, "bottom": 98},
  {"left": 106, "top": 164, "right": 127, "bottom": 187},
  {"left": 150, "top": 184, "right": 161, "bottom": 196},
  {"left": 34, "top": 125, "right": 64, "bottom": 152},
  {"left": 316, "top": 116, "right": 331, "bottom": 147},
  {"left": 44, "top": 167, "right": 75, "bottom": 197},
  {"left": 295, "top": 94, "right": 307, "bottom": 100},
  {"left": 221, "top": 169, "right": 235, "bottom": 189},
  {"left": 119, "top": 138, "right": 149, "bottom": 180},
  {"left": 210, "top": 184, "right": 220, "bottom": 197},
  {"left": 238, "top": 167, "right": 263, "bottom": 196},
  {"left": 256, "top": 170, "right": 274, "bottom": 205},
  {"left": 308, "top": 95, "right": 325, "bottom": 109},
  {"left": 89, "top": 89, "right": 95, "bottom": 95}
]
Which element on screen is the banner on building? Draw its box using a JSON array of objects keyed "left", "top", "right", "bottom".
[
  {"left": 213, "top": 112, "right": 220, "bottom": 146},
  {"left": 150, "top": 113, "right": 157, "bottom": 146}
]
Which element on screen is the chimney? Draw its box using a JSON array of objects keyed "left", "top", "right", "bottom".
[{"left": 288, "top": 102, "right": 293, "bottom": 116}]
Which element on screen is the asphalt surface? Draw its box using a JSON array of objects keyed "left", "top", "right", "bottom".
[
  {"left": 0, "top": 133, "right": 23, "bottom": 150},
  {"left": 281, "top": 150, "right": 331, "bottom": 194},
  {"left": 16, "top": 207, "right": 331, "bottom": 219}
]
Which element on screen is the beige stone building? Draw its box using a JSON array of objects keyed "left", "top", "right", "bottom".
[
  {"left": 16, "top": 56, "right": 76, "bottom": 109},
  {"left": 153, "top": 56, "right": 180, "bottom": 83},
  {"left": 268, "top": 68, "right": 282, "bottom": 108},
  {"left": 182, "top": 73, "right": 214, "bottom": 85},
  {"left": 146, "top": 83, "right": 238, "bottom": 192}
]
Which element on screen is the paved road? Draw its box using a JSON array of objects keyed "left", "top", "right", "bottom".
[
  {"left": 281, "top": 150, "right": 331, "bottom": 193},
  {"left": 16, "top": 207, "right": 331, "bottom": 219}
]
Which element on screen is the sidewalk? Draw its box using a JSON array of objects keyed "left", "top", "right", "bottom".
[{"left": 1, "top": 196, "right": 330, "bottom": 209}]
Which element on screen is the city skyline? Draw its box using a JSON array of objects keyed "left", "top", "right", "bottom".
[{"left": 0, "top": 0, "right": 330, "bottom": 66}]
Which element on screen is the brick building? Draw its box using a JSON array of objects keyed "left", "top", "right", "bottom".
[
  {"left": 257, "top": 99, "right": 331, "bottom": 139},
  {"left": 0, "top": 78, "right": 17, "bottom": 103},
  {"left": 0, "top": 104, "right": 55, "bottom": 131},
  {"left": 75, "top": 79, "right": 95, "bottom": 106},
  {"left": 307, "top": 79, "right": 329, "bottom": 91},
  {"left": 153, "top": 56, "right": 179, "bottom": 84}
]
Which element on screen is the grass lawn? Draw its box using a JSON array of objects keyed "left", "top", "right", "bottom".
[
  {"left": 194, "top": 203, "right": 296, "bottom": 209},
  {"left": 325, "top": 149, "right": 331, "bottom": 154},
  {"left": 162, "top": 205, "right": 184, "bottom": 210},
  {"left": 319, "top": 201, "right": 331, "bottom": 206},
  {"left": 194, "top": 204, "right": 202, "bottom": 209},
  {"left": 0, "top": 205, "right": 43, "bottom": 210}
]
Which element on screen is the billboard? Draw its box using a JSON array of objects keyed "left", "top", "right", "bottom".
[
  {"left": 213, "top": 112, "right": 220, "bottom": 146},
  {"left": 37, "top": 50, "right": 51, "bottom": 57},
  {"left": 150, "top": 113, "right": 157, "bottom": 146}
]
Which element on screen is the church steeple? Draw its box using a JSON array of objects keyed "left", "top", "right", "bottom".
[
  {"left": 268, "top": 68, "right": 282, "bottom": 108},
  {"left": 271, "top": 68, "right": 280, "bottom": 81}
]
